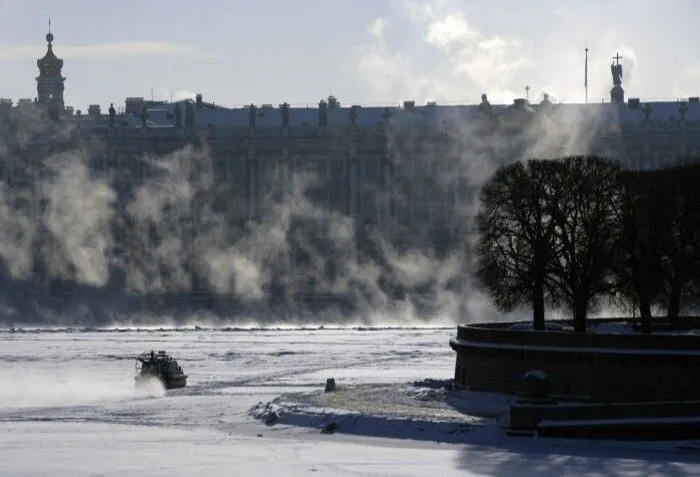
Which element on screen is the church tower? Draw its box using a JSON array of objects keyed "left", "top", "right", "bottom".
[{"left": 36, "top": 25, "right": 65, "bottom": 111}]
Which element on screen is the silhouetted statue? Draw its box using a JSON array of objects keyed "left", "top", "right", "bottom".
[
  {"left": 478, "top": 93, "right": 492, "bottom": 116},
  {"left": 540, "top": 93, "right": 553, "bottom": 111},
  {"left": 173, "top": 103, "right": 181, "bottom": 128},
  {"left": 318, "top": 100, "right": 328, "bottom": 127},
  {"left": 611, "top": 62, "right": 623, "bottom": 86},
  {"left": 108, "top": 103, "right": 116, "bottom": 128},
  {"left": 248, "top": 104, "right": 257, "bottom": 128},
  {"left": 349, "top": 106, "right": 359, "bottom": 127},
  {"left": 610, "top": 53, "right": 625, "bottom": 104},
  {"left": 280, "top": 102, "right": 290, "bottom": 127}
]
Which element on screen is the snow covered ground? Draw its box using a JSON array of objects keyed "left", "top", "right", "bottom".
[{"left": 1, "top": 326, "right": 699, "bottom": 476}]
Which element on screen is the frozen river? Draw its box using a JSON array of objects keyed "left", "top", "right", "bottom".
[{"left": 1, "top": 326, "right": 698, "bottom": 476}]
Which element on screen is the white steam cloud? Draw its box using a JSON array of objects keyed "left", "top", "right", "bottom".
[
  {"left": 0, "top": 143, "right": 115, "bottom": 287},
  {"left": 0, "top": 2, "right": 628, "bottom": 329},
  {"left": 0, "top": 105, "right": 616, "bottom": 328},
  {"left": 355, "top": 1, "right": 531, "bottom": 103},
  {"left": 43, "top": 152, "right": 116, "bottom": 286}
]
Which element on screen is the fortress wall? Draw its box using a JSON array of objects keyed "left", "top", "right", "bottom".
[{"left": 450, "top": 320, "right": 700, "bottom": 402}]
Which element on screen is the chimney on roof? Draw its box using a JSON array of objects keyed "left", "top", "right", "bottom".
[
  {"left": 125, "top": 97, "right": 145, "bottom": 115},
  {"left": 196, "top": 93, "right": 203, "bottom": 109},
  {"left": 0, "top": 98, "right": 12, "bottom": 114},
  {"left": 88, "top": 104, "right": 101, "bottom": 120}
]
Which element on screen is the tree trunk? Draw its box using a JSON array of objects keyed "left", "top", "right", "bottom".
[
  {"left": 573, "top": 294, "right": 588, "bottom": 333},
  {"left": 532, "top": 248, "right": 546, "bottom": 331},
  {"left": 638, "top": 293, "right": 652, "bottom": 334},
  {"left": 532, "top": 277, "right": 545, "bottom": 331},
  {"left": 666, "top": 278, "right": 682, "bottom": 322}
]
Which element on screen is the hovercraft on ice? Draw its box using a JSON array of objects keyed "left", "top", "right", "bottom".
[{"left": 134, "top": 350, "right": 187, "bottom": 389}]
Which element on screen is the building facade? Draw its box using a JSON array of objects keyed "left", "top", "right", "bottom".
[
  {"left": 0, "top": 32, "right": 698, "bottom": 308},
  {"left": 1, "top": 32, "right": 699, "bottom": 237}
]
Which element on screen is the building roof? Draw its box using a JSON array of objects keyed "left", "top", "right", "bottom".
[
  {"left": 100, "top": 96, "right": 700, "bottom": 129},
  {"left": 14, "top": 30, "right": 700, "bottom": 130},
  {"left": 10, "top": 30, "right": 698, "bottom": 130}
]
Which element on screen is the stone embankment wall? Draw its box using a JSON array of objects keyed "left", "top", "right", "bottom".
[{"left": 450, "top": 319, "right": 700, "bottom": 402}]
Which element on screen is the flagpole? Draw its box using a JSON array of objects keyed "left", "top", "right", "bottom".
[{"left": 585, "top": 46, "right": 589, "bottom": 104}]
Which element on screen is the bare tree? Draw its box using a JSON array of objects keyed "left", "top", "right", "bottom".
[
  {"left": 476, "top": 155, "right": 698, "bottom": 334},
  {"left": 612, "top": 169, "right": 666, "bottom": 333},
  {"left": 474, "top": 159, "right": 559, "bottom": 330},
  {"left": 658, "top": 160, "right": 700, "bottom": 321},
  {"left": 547, "top": 156, "right": 624, "bottom": 332}
]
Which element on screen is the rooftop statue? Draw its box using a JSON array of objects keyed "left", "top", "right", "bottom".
[
  {"left": 611, "top": 53, "right": 623, "bottom": 86},
  {"left": 108, "top": 103, "right": 116, "bottom": 127},
  {"left": 280, "top": 102, "right": 290, "bottom": 127},
  {"left": 611, "top": 63, "right": 623, "bottom": 86},
  {"left": 478, "top": 93, "right": 492, "bottom": 116}
]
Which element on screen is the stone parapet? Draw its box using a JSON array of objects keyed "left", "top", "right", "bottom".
[{"left": 450, "top": 319, "right": 700, "bottom": 402}]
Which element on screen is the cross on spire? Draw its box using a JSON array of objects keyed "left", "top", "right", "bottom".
[
  {"left": 613, "top": 52, "right": 623, "bottom": 65},
  {"left": 48, "top": 18, "right": 51, "bottom": 33}
]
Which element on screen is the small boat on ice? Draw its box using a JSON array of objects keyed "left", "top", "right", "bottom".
[{"left": 135, "top": 350, "right": 187, "bottom": 389}]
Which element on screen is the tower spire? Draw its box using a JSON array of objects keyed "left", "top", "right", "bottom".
[{"left": 37, "top": 26, "right": 65, "bottom": 113}]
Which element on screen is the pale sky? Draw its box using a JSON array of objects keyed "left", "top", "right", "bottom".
[{"left": 0, "top": 0, "right": 698, "bottom": 112}]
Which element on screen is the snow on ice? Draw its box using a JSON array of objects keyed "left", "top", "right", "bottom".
[{"left": 0, "top": 326, "right": 698, "bottom": 476}]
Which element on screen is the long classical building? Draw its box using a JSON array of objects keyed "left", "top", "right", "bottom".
[
  {"left": 0, "top": 31, "right": 699, "bottom": 309},
  {"left": 1, "top": 33, "right": 700, "bottom": 222},
  {"left": 2, "top": 31, "right": 700, "bottom": 165},
  {"left": 1, "top": 32, "right": 699, "bottom": 233}
]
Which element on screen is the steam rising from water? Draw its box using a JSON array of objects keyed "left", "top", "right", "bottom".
[
  {"left": 43, "top": 151, "right": 116, "bottom": 286},
  {"left": 0, "top": 103, "right": 616, "bottom": 327},
  {"left": 0, "top": 145, "right": 115, "bottom": 285}
]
